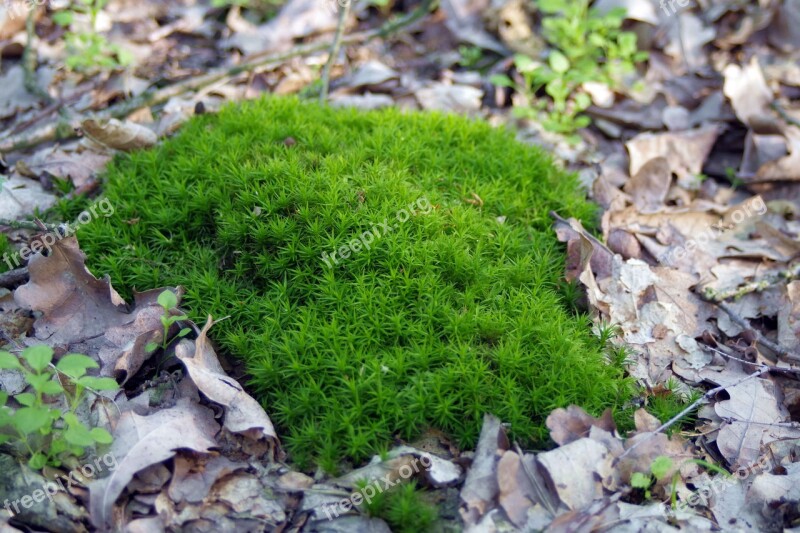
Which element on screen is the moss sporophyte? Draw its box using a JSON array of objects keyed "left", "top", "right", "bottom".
[{"left": 78, "top": 96, "right": 633, "bottom": 471}]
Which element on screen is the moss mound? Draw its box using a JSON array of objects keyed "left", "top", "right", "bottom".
[{"left": 79, "top": 97, "right": 630, "bottom": 470}]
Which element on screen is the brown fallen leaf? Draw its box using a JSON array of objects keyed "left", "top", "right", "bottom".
[
  {"left": 546, "top": 405, "right": 617, "bottom": 446},
  {"left": 459, "top": 414, "right": 507, "bottom": 527},
  {"left": 89, "top": 399, "right": 219, "bottom": 529},
  {"left": 168, "top": 454, "right": 246, "bottom": 504},
  {"left": 174, "top": 317, "right": 278, "bottom": 444},
  {"left": 723, "top": 57, "right": 774, "bottom": 129},
  {"left": 14, "top": 237, "right": 170, "bottom": 383},
  {"left": 714, "top": 377, "right": 800, "bottom": 469},
  {"left": 626, "top": 124, "right": 721, "bottom": 189},
  {"left": 623, "top": 156, "right": 671, "bottom": 213},
  {"left": 81, "top": 118, "right": 158, "bottom": 151},
  {"left": 537, "top": 437, "right": 614, "bottom": 510}
]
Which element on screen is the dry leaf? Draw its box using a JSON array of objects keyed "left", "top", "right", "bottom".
[
  {"left": 174, "top": 317, "right": 278, "bottom": 443},
  {"left": 81, "top": 118, "right": 158, "bottom": 151},
  {"left": 89, "top": 399, "right": 219, "bottom": 528},
  {"left": 546, "top": 405, "right": 616, "bottom": 446}
]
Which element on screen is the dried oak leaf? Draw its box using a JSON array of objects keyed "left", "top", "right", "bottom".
[
  {"left": 715, "top": 377, "right": 800, "bottom": 469},
  {"left": 14, "top": 236, "right": 173, "bottom": 383},
  {"left": 459, "top": 414, "right": 508, "bottom": 527},
  {"left": 546, "top": 405, "right": 616, "bottom": 446},
  {"left": 174, "top": 317, "right": 278, "bottom": 443},
  {"left": 89, "top": 399, "right": 219, "bottom": 529}
]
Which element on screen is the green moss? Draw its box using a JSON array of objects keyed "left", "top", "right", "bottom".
[
  {"left": 79, "top": 97, "right": 632, "bottom": 469},
  {"left": 357, "top": 480, "right": 439, "bottom": 532},
  {"left": 0, "top": 234, "right": 11, "bottom": 273}
]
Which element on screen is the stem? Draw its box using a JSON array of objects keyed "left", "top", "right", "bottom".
[{"left": 320, "top": 0, "right": 352, "bottom": 104}]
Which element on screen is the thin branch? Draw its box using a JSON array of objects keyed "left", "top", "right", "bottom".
[
  {"left": 22, "top": 7, "right": 53, "bottom": 105},
  {"left": 705, "top": 296, "right": 800, "bottom": 362},
  {"left": 614, "top": 367, "right": 771, "bottom": 464},
  {"left": 702, "top": 263, "right": 800, "bottom": 303},
  {"left": 0, "top": 219, "right": 44, "bottom": 231},
  {"left": 320, "top": 0, "right": 352, "bottom": 104},
  {"left": 0, "top": 267, "right": 28, "bottom": 289}
]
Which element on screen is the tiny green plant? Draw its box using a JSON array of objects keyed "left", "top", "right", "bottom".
[
  {"left": 632, "top": 455, "right": 732, "bottom": 507},
  {"left": 52, "top": 0, "right": 133, "bottom": 72},
  {"left": 646, "top": 378, "right": 703, "bottom": 435},
  {"left": 356, "top": 480, "right": 438, "bottom": 533},
  {"left": 631, "top": 455, "right": 673, "bottom": 500},
  {"left": 491, "top": 0, "right": 647, "bottom": 141},
  {"left": 0, "top": 346, "right": 118, "bottom": 469},
  {"left": 458, "top": 45, "right": 485, "bottom": 69},
  {"left": 145, "top": 290, "right": 191, "bottom": 355}
]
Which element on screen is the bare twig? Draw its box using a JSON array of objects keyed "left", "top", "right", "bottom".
[
  {"left": 702, "top": 263, "right": 800, "bottom": 302},
  {"left": 705, "top": 296, "right": 800, "bottom": 362},
  {"left": 0, "top": 219, "right": 43, "bottom": 231},
  {"left": 0, "top": 267, "right": 28, "bottom": 289},
  {"left": 320, "top": 0, "right": 352, "bottom": 103},
  {"left": 22, "top": 8, "right": 53, "bottom": 105},
  {"left": 614, "top": 367, "right": 771, "bottom": 464}
]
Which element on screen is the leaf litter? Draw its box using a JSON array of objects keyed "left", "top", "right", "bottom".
[{"left": 1, "top": 0, "right": 800, "bottom": 530}]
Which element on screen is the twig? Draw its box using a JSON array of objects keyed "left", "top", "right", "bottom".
[
  {"left": 0, "top": 219, "right": 44, "bottom": 231},
  {"left": 703, "top": 343, "right": 800, "bottom": 375},
  {"left": 22, "top": 7, "right": 53, "bottom": 105},
  {"left": 0, "top": 267, "right": 28, "bottom": 289},
  {"left": 702, "top": 294, "right": 800, "bottom": 362},
  {"left": 0, "top": 0, "right": 437, "bottom": 155},
  {"left": 701, "top": 263, "right": 800, "bottom": 303},
  {"left": 320, "top": 0, "right": 352, "bottom": 104},
  {"left": 614, "top": 367, "right": 771, "bottom": 465}
]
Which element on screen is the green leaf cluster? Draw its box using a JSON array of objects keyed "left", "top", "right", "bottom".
[
  {"left": 492, "top": 0, "right": 648, "bottom": 141},
  {"left": 0, "top": 346, "right": 117, "bottom": 469},
  {"left": 52, "top": 0, "right": 132, "bottom": 72},
  {"left": 79, "top": 96, "right": 633, "bottom": 471}
]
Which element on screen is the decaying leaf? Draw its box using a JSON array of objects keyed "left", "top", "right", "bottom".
[
  {"left": 81, "top": 118, "right": 158, "bottom": 151},
  {"left": 174, "top": 317, "right": 278, "bottom": 443},
  {"left": 14, "top": 236, "right": 171, "bottom": 383},
  {"left": 714, "top": 377, "right": 800, "bottom": 469},
  {"left": 89, "top": 399, "right": 219, "bottom": 528}
]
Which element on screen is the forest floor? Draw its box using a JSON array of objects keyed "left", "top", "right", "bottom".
[{"left": 1, "top": 0, "right": 800, "bottom": 531}]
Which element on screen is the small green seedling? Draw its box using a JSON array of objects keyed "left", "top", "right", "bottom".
[
  {"left": 631, "top": 455, "right": 673, "bottom": 500},
  {"left": 458, "top": 45, "right": 485, "bottom": 69},
  {"left": 145, "top": 290, "right": 191, "bottom": 355},
  {"left": 53, "top": 0, "right": 132, "bottom": 72},
  {"left": 0, "top": 346, "right": 118, "bottom": 469},
  {"left": 492, "top": 0, "right": 647, "bottom": 141},
  {"left": 632, "top": 456, "right": 732, "bottom": 507}
]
